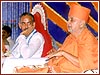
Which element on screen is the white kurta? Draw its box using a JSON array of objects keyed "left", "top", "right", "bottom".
[{"left": 11, "top": 29, "right": 45, "bottom": 58}]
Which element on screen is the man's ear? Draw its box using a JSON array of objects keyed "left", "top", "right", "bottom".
[
  {"left": 80, "top": 21, "right": 85, "bottom": 28},
  {"left": 33, "top": 22, "right": 35, "bottom": 28}
]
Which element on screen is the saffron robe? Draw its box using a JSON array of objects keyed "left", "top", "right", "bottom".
[{"left": 48, "top": 28, "right": 98, "bottom": 73}]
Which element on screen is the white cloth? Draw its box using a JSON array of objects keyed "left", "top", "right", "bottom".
[
  {"left": 11, "top": 29, "right": 45, "bottom": 58},
  {"left": 2, "top": 57, "right": 48, "bottom": 74},
  {"left": 7, "top": 36, "right": 15, "bottom": 50}
]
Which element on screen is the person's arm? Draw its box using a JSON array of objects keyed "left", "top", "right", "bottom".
[
  {"left": 47, "top": 50, "right": 80, "bottom": 67},
  {"left": 11, "top": 33, "right": 44, "bottom": 58},
  {"left": 18, "top": 34, "right": 44, "bottom": 58},
  {"left": 61, "top": 50, "right": 80, "bottom": 67}
]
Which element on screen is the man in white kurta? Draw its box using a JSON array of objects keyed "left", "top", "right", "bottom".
[{"left": 10, "top": 12, "right": 45, "bottom": 58}]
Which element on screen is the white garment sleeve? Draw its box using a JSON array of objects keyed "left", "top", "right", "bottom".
[
  {"left": 16, "top": 34, "right": 44, "bottom": 58},
  {"left": 11, "top": 35, "right": 26, "bottom": 58}
]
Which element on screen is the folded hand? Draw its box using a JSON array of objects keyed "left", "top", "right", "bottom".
[
  {"left": 46, "top": 50, "right": 64, "bottom": 60},
  {"left": 21, "top": 26, "right": 34, "bottom": 37}
]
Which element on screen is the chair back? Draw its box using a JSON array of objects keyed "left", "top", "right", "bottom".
[{"left": 31, "top": 3, "right": 53, "bottom": 57}]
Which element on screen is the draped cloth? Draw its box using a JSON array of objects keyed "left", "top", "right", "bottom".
[
  {"left": 33, "top": 9, "right": 52, "bottom": 57},
  {"left": 15, "top": 66, "right": 48, "bottom": 73},
  {"left": 31, "top": 3, "right": 53, "bottom": 57},
  {"left": 48, "top": 28, "right": 98, "bottom": 73}
]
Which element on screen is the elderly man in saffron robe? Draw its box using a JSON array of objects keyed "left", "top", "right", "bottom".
[{"left": 47, "top": 4, "right": 98, "bottom": 73}]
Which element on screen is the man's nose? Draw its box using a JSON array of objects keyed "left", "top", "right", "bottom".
[{"left": 24, "top": 23, "right": 28, "bottom": 28}]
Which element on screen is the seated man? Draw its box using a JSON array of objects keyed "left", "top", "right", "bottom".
[
  {"left": 47, "top": 4, "right": 98, "bottom": 73},
  {"left": 2, "top": 26, "right": 15, "bottom": 50},
  {"left": 2, "top": 26, "right": 10, "bottom": 51},
  {"left": 9, "top": 12, "right": 45, "bottom": 58}
]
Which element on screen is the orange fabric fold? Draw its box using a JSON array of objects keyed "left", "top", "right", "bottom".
[
  {"left": 15, "top": 66, "right": 48, "bottom": 73},
  {"left": 48, "top": 28, "right": 98, "bottom": 73}
]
